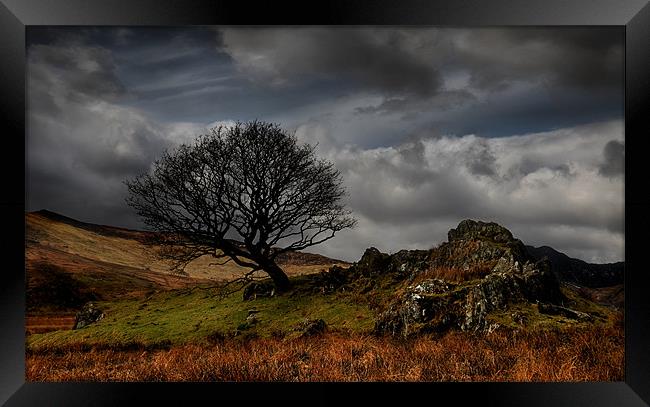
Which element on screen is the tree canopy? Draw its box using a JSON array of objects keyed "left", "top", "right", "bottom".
[{"left": 125, "top": 120, "right": 356, "bottom": 292}]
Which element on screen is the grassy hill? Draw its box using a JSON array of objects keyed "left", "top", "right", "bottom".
[
  {"left": 26, "top": 270, "right": 619, "bottom": 352},
  {"left": 25, "top": 215, "right": 624, "bottom": 382},
  {"left": 25, "top": 210, "right": 348, "bottom": 324},
  {"left": 26, "top": 217, "right": 620, "bottom": 351}
]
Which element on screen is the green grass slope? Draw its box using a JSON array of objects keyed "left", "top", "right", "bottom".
[
  {"left": 26, "top": 271, "right": 619, "bottom": 352},
  {"left": 27, "top": 275, "right": 375, "bottom": 350}
]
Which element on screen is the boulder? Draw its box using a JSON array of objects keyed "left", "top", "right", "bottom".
[
  {"left": 354, "top": 247, "right": 391, "bottom": 277},
  {"left": 315, "top": 265, "right": 349, "bottom": 294},
  {"left": 294, "top": 318, "right": 327, "bottom": 337},
  {"left": 243, "top": 281, "right": 275, "bottom": 301},
  {"left": 74, "top": 302, "right": 104, "bottom": 329},
  {"left": 538, "top": 303, "right": 593, "bottom": 321}
]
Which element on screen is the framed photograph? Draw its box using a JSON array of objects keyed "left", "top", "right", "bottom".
[{"left": 2, "top": 0, "right": 649, "bottom": 405}]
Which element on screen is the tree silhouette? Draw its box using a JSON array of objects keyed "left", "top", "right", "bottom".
[{"left": 125, "top": 120, "right": 356, "bottom": 292}]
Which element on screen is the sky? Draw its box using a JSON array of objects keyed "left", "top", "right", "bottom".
[{"left": 26, "top": 26, "right": 624, "bottom": 263}]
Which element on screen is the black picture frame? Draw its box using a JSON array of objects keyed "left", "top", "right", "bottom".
[{"left": 2, "top": 0, "right": 649, "bottom": 405}]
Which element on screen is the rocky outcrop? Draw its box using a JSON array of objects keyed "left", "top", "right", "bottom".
[
  {"left": 374, "top": 279, "right": 460, "bottom": 336},
  {"left": 316, "top": 265, "right": 349, "bottom": 294},
  {"left": 74, "top": 302, "right": 104, "bottom": 329},
  {"left": 432, "top": 220, "right": 529, "bottom": 272},
  {"left": 375, "top": 260, "right": 562, "bottom": 335},
  {"left": 374, "top": 219, "right": 567, "bottom": 336},
  {"left": 353, "top": 247, "right": 392, "bottom": 277},
  {"left": 349, "top": 247, "right": 430, "bottom": 282},
  {"left": 448, "top": 220, "right": 520, "bottom": 245},
  {"left": 314, "top": 247, "right": 430, "bottom": 295}
]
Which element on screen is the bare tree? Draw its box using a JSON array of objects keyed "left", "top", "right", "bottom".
[{"left": 125, "top": 120, "right": 356, "bottom": 292}]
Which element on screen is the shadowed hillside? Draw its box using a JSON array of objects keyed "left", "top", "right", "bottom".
[
  {"left": 525, "top": 245, "right": 623, "bottom": 288},
  {"left": 26, "top": 210, "right": 348, "bottom": 315}
]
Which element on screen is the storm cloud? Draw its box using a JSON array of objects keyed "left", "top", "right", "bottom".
[
  {"left": 26, "top": 36, "right": 210, "bottom": 225},
  {"left": 26, "top": 27, "right": 624, "bottom": 263},
  {"left": 293, "top": 120, "right": 624, "bottom": 263},
  {"left": 221, "top": 27, "right": 622, "bottom": 122},
  {"left": 599, "top": 140, "right": 625, "bottom": 177}
]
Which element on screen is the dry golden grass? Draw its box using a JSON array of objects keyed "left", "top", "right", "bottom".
[
  {"left": 26, "top": 325, "right": 623, "bottom": 382},
  {"left": 25, "top": 315, "right": 76, "bottom": 335},
  {"left": 27, "top": 212, "right": 343, "bottom": 283}
]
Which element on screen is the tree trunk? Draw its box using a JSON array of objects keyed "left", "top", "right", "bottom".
[{"left": 260, "top": 261, "right": 291, "bottom": 293}]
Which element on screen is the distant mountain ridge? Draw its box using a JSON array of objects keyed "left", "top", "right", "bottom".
[
  {"left": 525, "top": 245, "right": 623, "bottom": 288},
  {"left": 31, "top": 209, "right": 153, "bottom": 242}
]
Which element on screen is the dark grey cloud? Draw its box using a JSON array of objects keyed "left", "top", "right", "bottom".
[
  {"left": 26, "top": 27, "right": 624, "bottom": 265},
  {"left": 353, "top": 90, "right": 476, "bottom": 118},
  {"left": 222, "top": 28, "right": 442, "bottom": 97},
  {"left": 27, "top": 43, "right": 127, "bottom": 119},
  {"left": 464, "top": 139, "right": 497, "bottom": 176},
  {"left": 220, "top": 27, "right": 622, "bottom": 127},
  {"left": 26, "top": 32, "right": 191, "bottom": 229},
  {"left": 427, "top": 85, "right": 623, "bottom": 138},
  {"left": 455, "top": 28, "right": 622, "bottom": 92},
  {"left": 599, "top": 140, "right": 625, "bottom": 177},
  {"left": 27, "top": 164, "right": 143, "bottom": 228},
  {"left": 303, "top": 120, "right": 624, "bottom": 262}
]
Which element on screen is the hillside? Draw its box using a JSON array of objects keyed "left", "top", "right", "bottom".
[
  {"left": 25, "top": 210, "right": 349, "bottom": 314},
  {"left": 525, "top": 245, "right": 623, "bottom": 288},
  {"left": 27, "top": 218, "right": 621, "bottom": 350}
]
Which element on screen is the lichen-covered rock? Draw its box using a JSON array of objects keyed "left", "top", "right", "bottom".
[
  {"left": 374, "top": 220, "right": 565, "bottom": 336},
  {"left": 376, "top": 262, "right": 563, "bottom": 335},
  {"left": 461, "top": 272, "right": 523, "bottom": 331},
  {"left": 431, "top": 219, "right": 529, "bottom": 273},
  {"left": 246, "top": 309, "right": 260, "bottom": 324},
  {"left": 74, "top": 302, "right": 104, "bottom": 329},
  {"left": 519, "top": 260, "right": 564, "bottom": 303},
  {"left": 390, "top": 249, "right": 431, "bottom": 277},
  {"left": 374, "top": 279, "right": 459, "bottom": 336},
  {"left": 348, "top": 247, "right": 430, "bottom": 279}
]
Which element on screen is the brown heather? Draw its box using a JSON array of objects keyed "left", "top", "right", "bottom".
[{"left": 26, "top": 325, "right": 623, "bottom": 382}]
